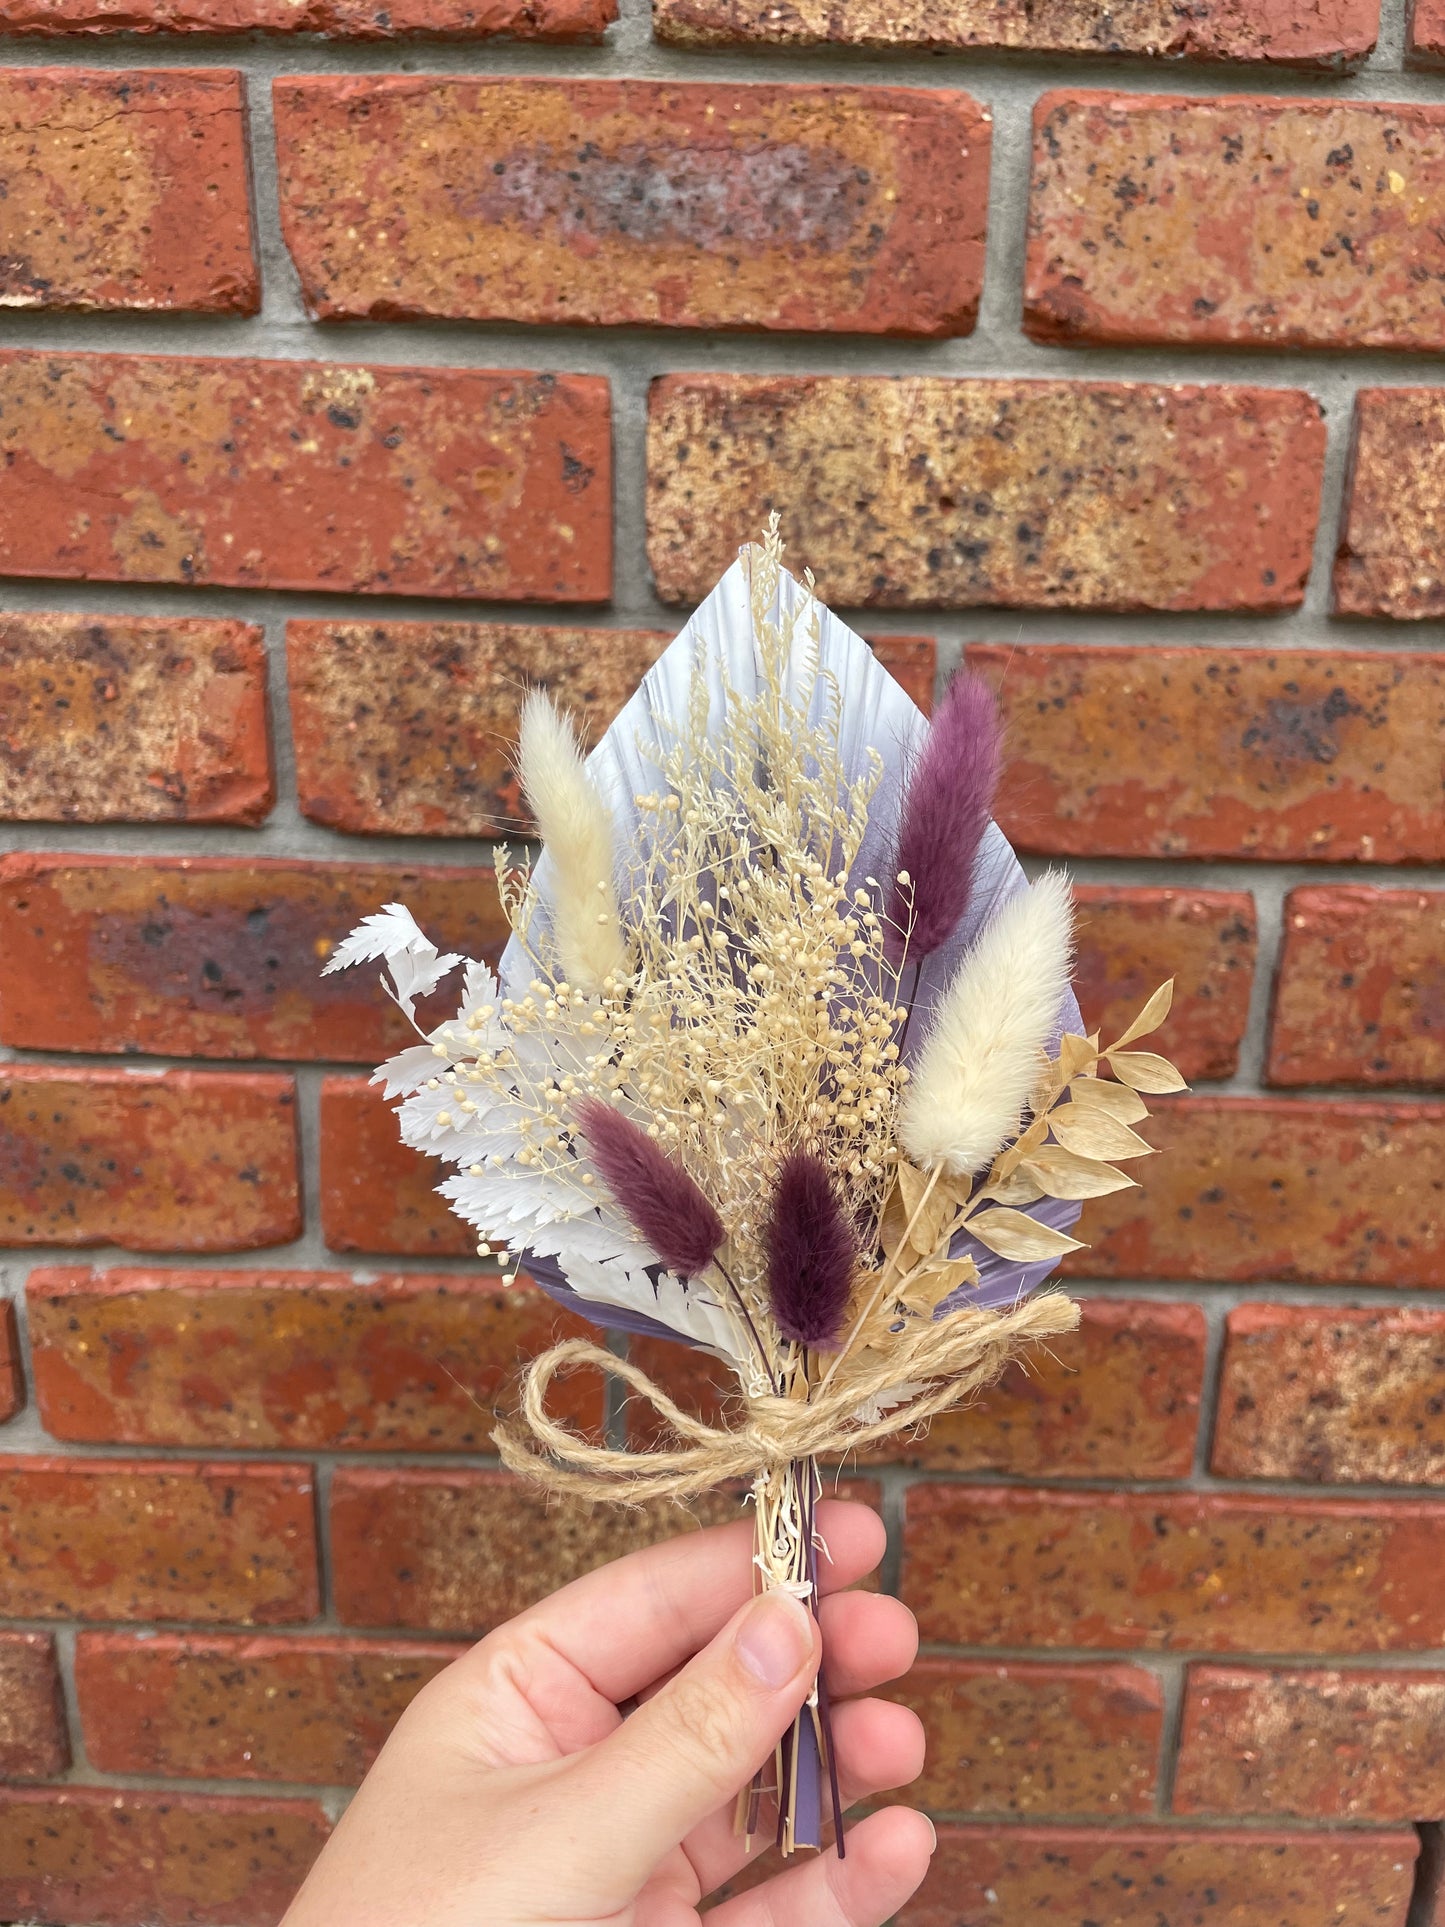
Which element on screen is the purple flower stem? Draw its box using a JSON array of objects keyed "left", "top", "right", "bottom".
[
  {"left": 711, "top": 1257, "right": 779, "bottom": 1394},
  {"left": 803, "top": 1460, "right": 846, "bottom": 1856}
]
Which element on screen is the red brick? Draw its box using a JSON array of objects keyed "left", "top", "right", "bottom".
[
  {"left": 889, "top": 1656, "right": 1162, "bottom": 1816},
  {"left": 890, "top": 1298, "right": 1204, "bottom": 1478},
  {"left": 869, "top": 633, "right": 936, "bottom": 711},
  {"left": 902, "top": 1485, "right": 1445, "bottom": 1652},
  {"left": 0, "top": 0, "right": 610, "bottom": 28},
  {"left": 0, "top": 1457, "right": 318, "bottom": 1623},
  {"left": 1175, "top": 1665, "right": 1445, "bottom": 1819},
  {"left": 1028, "top": 93, "right": 1445, "bottom": 353},
  {"left": 897, "top": 1824, "right": 1417, "bottom": 1927},
  {"left": 0, "top": 69, "right": 256, "bottom": 313},
  {"left": 633, "top": 1299, "right": 1204, "bottom": 1479},
  {"left": 648, "top": 376, "right": 1324, "bottom": 612},
  {"left": 1213, "top": 1305, "right": 1445, "bottom": 1486},
  {"left": 1335, "top": 389, "right": 1445, "bottom": 619},
  {"left": 1412, "top": 0, "right": 1445, "bottom": 63},
  {"left": 0, "top": 1299, "right": 23, "bottom": 1424},
  {"left": 1270, "top": 886, "right": 1445, "bottom": 1087},
  {"left": 0, "top": 1066, "right": 299, "bottom": 1251},
  {"left": 320, "top": 1076, "right": 469, "bottom": 1256},
  {"left": 275, "top": 77, "right": 987, "bottom": 337},
  {"left": 27, "top": 1265, "right": 601, "bottom": 1451},
  {"left": 654, "top": 0, "right": 1377, "bottom": 64},
  {"left": 0, "top": 612, "right": 272, "bottom": 826},
  {"left": 0, "top": 853, "right": 508, "bottom": 1062},
  {"left": 0, "top": 1787, "right": 327, "bottom": 1927},
  {"left": 289, "top": 621, "right": 931, "bottom": 836},
  {"left": 331, "top": 1465, "right": 746, "bottom": 1630},
  {"left": 1064, "top": 1096, "right": 1445, "bottom": 1289},
  {"left": 289, "top": 620, "right": 670, "bottom": 837},
  {"left": 967, "top": 642, "right": 1445, "bottom": 864},
  {"left": 1074, "top": 886, "right": 1256, "bottom": 1081},
  {"left": 0, "top": 1632, "right": 68, "bottom": 1779},
  {"left": 76, "top": 1631, "right": 452, "bottom": 1783},
  {"left": 0, "top": 351, "right": 610, "bottom": 601}
]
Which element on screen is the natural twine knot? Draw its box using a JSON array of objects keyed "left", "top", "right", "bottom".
[{"left": 492, "top": 1292, "right": 1081, "bottom": 1506}]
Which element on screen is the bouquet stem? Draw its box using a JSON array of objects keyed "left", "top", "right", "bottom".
[{"left": 740, "top": 1455, "right": 845, "bottom": 1858}]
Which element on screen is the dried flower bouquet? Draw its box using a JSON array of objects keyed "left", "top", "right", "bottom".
[{"left": 328, "top": 521, "right": 1183, "bottom": 1858}]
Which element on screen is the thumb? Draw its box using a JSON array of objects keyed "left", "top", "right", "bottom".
[{"left": 562, "top": 1588, "right": 819, "bottom": 1896}]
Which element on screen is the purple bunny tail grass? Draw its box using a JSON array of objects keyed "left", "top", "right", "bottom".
[
  {"left": 765, "top": 1151, "right": 858, "bottom": 1350},
  {"left": 574, "top": 1097, "right": 724, "bottom": 1280},
  {"left": 884, "top": 671, "right": 1002, "bottom": 963}
]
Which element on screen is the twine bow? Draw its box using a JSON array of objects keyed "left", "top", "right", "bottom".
[{"left": 493, "top": 1292, "right": 1081, "bottom": 1505}]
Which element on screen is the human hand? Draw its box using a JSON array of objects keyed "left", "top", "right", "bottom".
[{"left": 281, "top": 1498, "right": 932, "bottom": 1926}]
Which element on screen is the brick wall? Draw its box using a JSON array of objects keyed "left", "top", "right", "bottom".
[{"left": 0, "top": 0, "right": 1442, "bottom": 1920}]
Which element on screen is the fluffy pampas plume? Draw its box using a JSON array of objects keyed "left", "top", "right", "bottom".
[
  {"left": 519, "top": 692, "right": 626, "bottom": 994},
  {"left": 574, "top": 1097, "right": 724, "bottom": 1280},
  {"left": 885, "top": 671, "right": 1002, "bottom": 962},
  {"left": 765, "top": 1150, "right": 858, "bottom": 1349},
  {"left": 899, "top": 871, "right": 1074, "bottom": 1177}
]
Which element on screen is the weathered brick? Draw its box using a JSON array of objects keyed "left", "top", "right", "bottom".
[
  {"left": 0, "top": 1632, "right": 68, "bottom": 1779},
  {"left": 1065, "top": 1096, "right": 1445, "bottom": 1288},
  {"left": 320, "top": 1076, "right": 469, "bottom": 1256},
  {"left": 1175, "top": 1665, "right": 1445, "bottom": 1819},
  {"left": 897, "top": 1824, "right": 1417, "bottom": 1927},
  {"left": 649, "top": 376, "right": 1324, "bottom": 612},
  {"left": 1412, "top": 0, "right": 1445, "bottom": 64},
  {"left": 1213, "top": 1305, "right": 1445, "bottom": 1486},
  {"left": 1074, "top": 886, "right": 1256, "bottom": 1081},
  {"left": 288, "top": 620, "right": 930, "bottom": 836},
  {"left": 653, "top": 0, "right": 1377, "bottom": 64},
  {"left": 335, "top": 1469, "right": 880, "bottom": 1631},
  {"left": 633, "top": 1299, "right": 1204, "bottom": 1479},
  {"left": 0, "top": 853, "right": 508, "bottom": 1062},
  {"left": 1270, "top": 885, "right": 1445, "bottom": 1086},
  {"left": 0, "top": 1299, "right": 23, "bottom": 1424},
  {"left": 0, "top": 612, "right": 273, "bottom": 826},
  {"left": 0, "top": 69, "right": 256, "bottom": 313},
  {"left": 0, "top": 0, "right": 612, "bottom": 32},
  {"left": 1028, "top": 93, "right": 1445, "bottom": 353},
  {"left": 27, "top": 1265, "right": 600, "bottom": 1451},
  {"left": 75, "top": 1631, "right": 452, "bottom": 1783},
  {"left": 0, "top": 351, "right": 610, "bottom": 601},
  {"left": 968, "top": 643, "right": 1445, "bottom": 864},
  {"left": 289, "top": 621, "right": 670, "bottom": 838},
  {"left": 890, "top": 1298, "right": 1204, "bottom": 1478},
  {"left": 902, "top": 1485, "right": 1445, "bottom": 1652},
  {"left": 889, "top": 1657, "right": 1162, "bottom": 1816},
  {"left": 1335, "top": 389, "right": 1445, "bottom": 619},
  {"left": 0, "top": 1787, "right": 328, "bottom": 1927},
  {"left": 0, "top": 1457, "right": 318, "bottom": 1623},
  {"left": 275, "top": 77, "right": 988, "bottom": 337},
  {"left": 870, "top": 633, "right": 937, "bottom": 711},
  {"left": 331, "top": 1465, "right": 745, "bottom": 1630},
  {"left": 0, "top": 1066, "right": 299, "bottom": 1251}
]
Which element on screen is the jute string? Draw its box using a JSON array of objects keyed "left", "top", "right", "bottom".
[{"left": 493, "top": 1292, "right": 1081, "bottom": 1505}]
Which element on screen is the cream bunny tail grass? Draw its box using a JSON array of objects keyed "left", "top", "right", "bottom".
[
  {"left": 899, "top": 870, "right": 1075, "bottom": 1178},
  {"left": 518, "top": 691, "right": 627, "bottom": 994}
]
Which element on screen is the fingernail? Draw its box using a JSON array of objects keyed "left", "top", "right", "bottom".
[
  {"left": 735, "top": 1591, "right": 813, "bottom": 1689},
  {"left": 924, "top": 1816, "right": 938, "bottom": 1853}
]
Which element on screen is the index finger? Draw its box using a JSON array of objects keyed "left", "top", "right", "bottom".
[{"left": 500, "top": 1497, "right": 885, "bottom": 1706}]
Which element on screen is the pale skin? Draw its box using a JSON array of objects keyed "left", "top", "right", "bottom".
[{"left": 281, "top": 1500, "right": 934, "bottom": 1927}]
